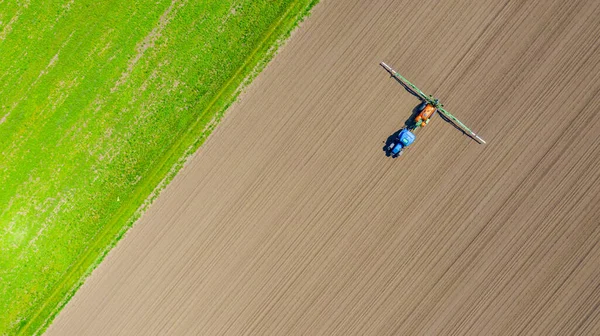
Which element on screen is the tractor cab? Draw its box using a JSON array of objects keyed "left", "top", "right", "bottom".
[{"left": 398, "top": 128, "right": 416, "bottom": 146}]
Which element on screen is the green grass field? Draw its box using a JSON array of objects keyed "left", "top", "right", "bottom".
[{"left": 0, "top": 0, "right": 317, "bottom": 334}]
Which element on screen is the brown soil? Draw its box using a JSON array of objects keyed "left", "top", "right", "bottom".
[{"left": 47, "top": 0, "right": 600, "bottom": 334}]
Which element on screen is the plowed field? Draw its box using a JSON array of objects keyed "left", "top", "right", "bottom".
[{"left": 48, "top": 0, "right": 600, "bottom": 334}]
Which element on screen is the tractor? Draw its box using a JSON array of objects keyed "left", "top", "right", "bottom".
[{"left": 381, "top": 62, "right": 486, "bottom": 158}]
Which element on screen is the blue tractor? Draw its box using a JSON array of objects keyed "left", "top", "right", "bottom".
[{"left": 387, "top": 128, "right": 416, "bottom": 158}]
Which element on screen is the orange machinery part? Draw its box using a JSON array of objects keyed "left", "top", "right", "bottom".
[{"left": 414, "top": 104, "right": 436, "bottom": 125}]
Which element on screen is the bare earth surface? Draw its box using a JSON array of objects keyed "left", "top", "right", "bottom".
[{"left": 48, "top": 0, "right": 600, "bottom": 334}]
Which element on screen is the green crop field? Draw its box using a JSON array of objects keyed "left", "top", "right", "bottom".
[{"left": 0, "top": 0, "right": 317, "bottom": 334}]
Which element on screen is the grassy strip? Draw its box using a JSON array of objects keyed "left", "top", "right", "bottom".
[
  {"left": 0, "top": 0, "right": 318, "bottom": 334},
  {"left": 28, "top": 2, "right": 318, "bottom": 334}
]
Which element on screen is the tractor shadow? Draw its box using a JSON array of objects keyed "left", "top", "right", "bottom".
[{"left": 383, "top": 129, "right": 403, "bottom": 157}]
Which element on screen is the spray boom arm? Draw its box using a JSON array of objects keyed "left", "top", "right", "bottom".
[{"left": 380, "top": 62, "right": 486, "bottom": 144}]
